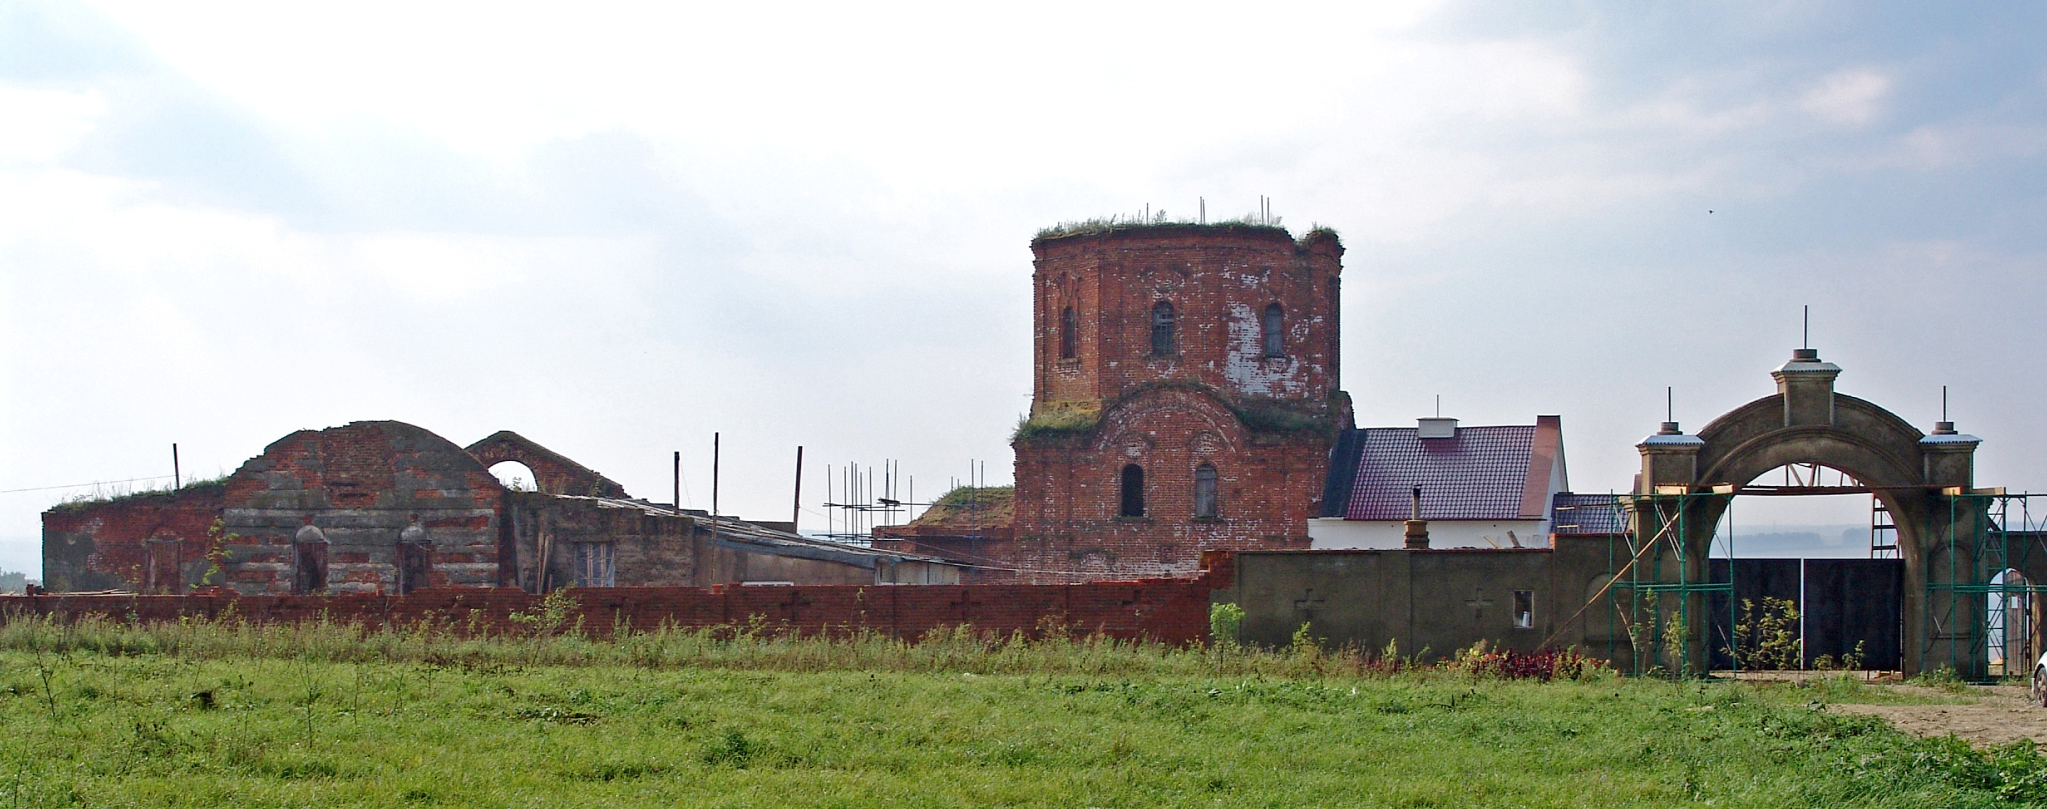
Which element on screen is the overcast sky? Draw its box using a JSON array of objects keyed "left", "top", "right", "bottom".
[{"left": 5, "top": 1, "right": 2046, "bottom": 575}]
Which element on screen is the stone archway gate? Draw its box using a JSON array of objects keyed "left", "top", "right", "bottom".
[{"left": 1628, "top": 348, "right": 1998, "bottom": 677}]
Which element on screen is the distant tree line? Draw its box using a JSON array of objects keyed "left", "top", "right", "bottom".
[{"left": 0, "top": 569, "right": 34, "bottom": 594}]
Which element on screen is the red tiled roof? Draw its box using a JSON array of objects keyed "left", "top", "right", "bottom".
[{"left": 1341, "top": 425, "right": 1537, "bottom": 521}]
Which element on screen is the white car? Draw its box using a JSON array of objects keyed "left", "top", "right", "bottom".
[{"left": 2034, "top": 652, "right": 2047, "bottom": 707}]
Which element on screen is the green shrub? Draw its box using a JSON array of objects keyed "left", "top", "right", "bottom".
[{"left": 1207, "top": 603, "right": 1243, "bottom": 651}]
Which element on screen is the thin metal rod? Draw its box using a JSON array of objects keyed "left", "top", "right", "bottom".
[
  {"left": 792, "top": 446, "right": 804, "bottom": 529},
  {"left": 172, "top": 443, "right": 180, "bottom": 489},
  {"left": 711, "top": 433, "right": 720, "bottom": 520},
  {"left": 1541, "top": 505, "right": 1685, "bottom": 649},
  {"left": 673, "top": 451, "right": 681, "bottom": 514},
  {"left": 1803, "top": 305, "right": 1809, "bottom": 349}
]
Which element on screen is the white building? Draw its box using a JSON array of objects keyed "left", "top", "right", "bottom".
[{"left": 1309, "top": 415, "right": 1571, "bottom": 550}]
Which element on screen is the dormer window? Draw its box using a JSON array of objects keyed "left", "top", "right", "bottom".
[{"left": 1150, "top": 301, "right": 1176, "bottom": 356}]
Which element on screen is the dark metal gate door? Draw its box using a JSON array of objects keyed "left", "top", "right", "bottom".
[
  {"left": 1708, "top": 559, "right": 1803, "bottom": 670},
  {"left": 1803, "top": 559, "right": 1903, "bottom": 670}
]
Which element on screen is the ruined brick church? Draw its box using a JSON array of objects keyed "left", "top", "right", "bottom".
[{"left": 876, "top": 222, "right": 1350, "bottom": 580}]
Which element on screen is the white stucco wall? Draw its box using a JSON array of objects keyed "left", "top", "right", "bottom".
[{"left": 1308, "top": 518, "right": 1551, "bottom": 550}]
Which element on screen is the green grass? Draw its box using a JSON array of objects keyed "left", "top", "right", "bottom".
[{"left": 0, "top": 618, "right": 2041, "bottom": 806}]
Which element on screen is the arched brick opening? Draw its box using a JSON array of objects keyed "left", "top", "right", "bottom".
[{"left": 466, "top": 431, "right": 626, "bottom": 498}]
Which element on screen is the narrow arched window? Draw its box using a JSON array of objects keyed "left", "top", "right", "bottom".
[
  {"left": 1059, "top": 306, "right": 1077, "bottom": 359},
  {"left": 1262, "top": 303, "right": 1284, "bottom": 357},
  {"left": 1194, "top": 463, "right": 1220, "bottom": 518},
  {"left": 1120, "top": 464, "right": 1146, "bottom": 517},
  {"left": 1150, "top": 301, "right": 1176, "bottom": 356}
]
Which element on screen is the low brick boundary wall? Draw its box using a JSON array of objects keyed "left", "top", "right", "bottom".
[{"left": 0, "top": 577, "right": 1216, "bottom": 645}]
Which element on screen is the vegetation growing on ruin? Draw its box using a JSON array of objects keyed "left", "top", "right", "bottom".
[
  {"left": 1013, "top": 382, "right": 1344, "bottom": 444},
  {"left": 1231, "top": 395, "right": 1343, "bottom": 438},
  {"left": 0, "top": 615, "right": 2035, "bottom": 807},
  {"left": 49, "top": 473, "right": 230, "bottom": 513},
  {"left": 1031, "top": 214, "right": 1339, "bottom": 246},
  {"left": 905, "top": 486, "right": 1015, "bottom": 531},
  {"left": 1010, "top": 408, "right": 1100, "bottom": 441}
]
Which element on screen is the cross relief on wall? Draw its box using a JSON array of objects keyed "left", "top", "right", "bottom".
[
  {"left": 1465, "top": 586, "right": 1495, "bottom": 622},
  {"left": 1293, "top": 588, "right": 1326, "bottom": 622}
]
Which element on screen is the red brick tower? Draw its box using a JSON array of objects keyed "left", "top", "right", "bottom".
[{"left": 1008, "top": 222, "right": 1350, "bottom": 581}]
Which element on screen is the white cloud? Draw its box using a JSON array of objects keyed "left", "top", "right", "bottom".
[
  {"left": 5, "top": 1, "right": 2047, "bottom": 573},
  {"left": 0, "top": 87, "right": 104, "bottom": 166},
  {"left": 1801, "top": 67, "right": 1891, "bottom": 126}
]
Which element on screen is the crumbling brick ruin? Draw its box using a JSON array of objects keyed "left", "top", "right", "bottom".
[{"left": 44, "top": 421, "right": 958, "bottom": 595}]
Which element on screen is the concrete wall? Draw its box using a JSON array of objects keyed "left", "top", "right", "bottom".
[
  {"left": 504, "top": 494, "right": 962, "bottom": 590},
  {"left": 1220, "top": 537, "right": 1624, "bottom": 662},
  {"left": 691, "top": 537, "right": 877, "bottom": 587},
  {"left": 1307, "top": 518, "right": 1550, "bottom": 550}
]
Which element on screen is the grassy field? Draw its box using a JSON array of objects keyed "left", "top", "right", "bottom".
[{"left": 0, "top": 616, "right": 2041, "bottom": 807}]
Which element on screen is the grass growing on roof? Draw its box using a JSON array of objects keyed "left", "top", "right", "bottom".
[
  {"left": 1033, "top": 212, "right": 1298, "bottom": 242},
  {"left": 0, "top": 615, "right": 2040, "bottom": 806},
  {"left": 49, "top": 473, "right": 230, "bottom": 512},
  {"left": 905, "top": 485, "right": 1015, "bottom": 531}
]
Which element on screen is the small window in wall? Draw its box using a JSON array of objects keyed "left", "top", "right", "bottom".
[
  {"left": 1262, "top": 303, "right": 1285, "bottom": 357},
  {"left": 1193, "top": 463, "right": 1220, "bottom": 518},
  {"left": 1149, "top": 301, "right": 1176, "bottom": 356},
  {"left": 1059, "top": 306, "right": 1077, "bottom": 359},
  {"left": 575, "top": 542, "right": 616, "bottom": 587},
  {"left": 1119, "top": 464, "right": 1146, "bottom": 517},
  {"left": 1513, "top": 590, "right": 1534, "bottom": 629},
  {"left": 294, "top": 541, "right": 328, "bottom": 594}
]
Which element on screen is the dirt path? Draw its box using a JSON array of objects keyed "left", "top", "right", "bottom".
[{"left": 1831, "top": 685, "right": 2047, "bottom": 747}]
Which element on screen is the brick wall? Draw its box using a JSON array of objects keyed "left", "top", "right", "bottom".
[
  {"left": 999, "top": 224, "right": 1349, "bottom": 583},
  {"left": 1030, "top": 224, "right": 1343, "bottom": 416},
  {"left": 0, "top": 576, "right": 1217, "bottom": 644},
  {"left": 42, "top": 486, "right": 225, "bottom": 593},
  {"left": 221, "top": 421, "right": 504, "bottom": 595},
  {"left": 466, "top": 430, "right": 627, "bottom": 497},
  {"left": 1011, "top": 403, "right": 1331, "bottom": 581}
]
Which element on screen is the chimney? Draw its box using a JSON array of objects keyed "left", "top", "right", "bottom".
[
  {"left": 1418, "top": 417, "right": 1458, "bottom": 439},
  {"left": 1404, "top": 485, "right": 1429, "bottom": 550}
]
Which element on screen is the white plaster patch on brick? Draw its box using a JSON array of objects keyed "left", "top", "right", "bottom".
[{"left": 1223, "top": 302, "right": 1305, "bottom": 396}]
